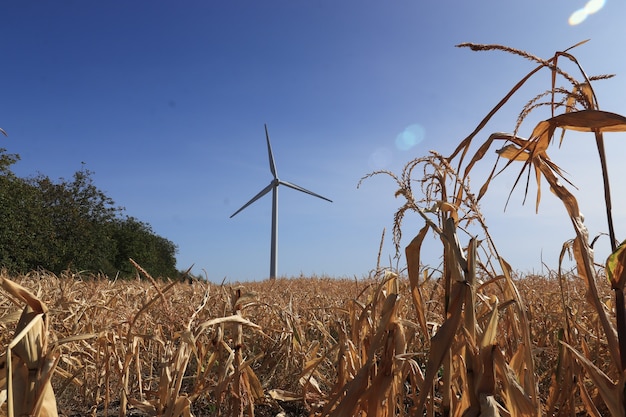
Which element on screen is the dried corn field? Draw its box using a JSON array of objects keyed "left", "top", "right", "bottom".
[
  {"left": 4, "top": 42, "right": 626, "bottom": 416},
  {"left": 0, "top": 269, "right": 615, "bottom": 417}
]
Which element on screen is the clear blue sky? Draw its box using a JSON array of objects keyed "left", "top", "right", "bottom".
[{"left": 1, "top": 1, "right": 625, "bottom": 281}]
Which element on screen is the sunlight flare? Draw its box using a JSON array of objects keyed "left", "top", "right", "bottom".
[
  {"left": 568, "top": 0, "right": 606, "bottom": 25},
  {"left": 395, "top": 123, "right": 425, "bottom": 151}
]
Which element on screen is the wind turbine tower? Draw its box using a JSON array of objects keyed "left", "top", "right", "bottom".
[{"left": 230, "top": 125, "right": 332, "bottom": 279}]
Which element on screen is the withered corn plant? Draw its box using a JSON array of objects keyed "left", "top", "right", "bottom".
[
  {"left": 0, "top": 267, "right": 610, "bottom": 416},
  {"left": 0, "top": 264, "right": 276, "bottom": 417},
  {"left": 448, "top": 40, "right": 626, "bottom": 416},
  {"left": 361, "top": 152, "right": 538, "bottom": 416},
  {"left": 361, "top": 40, "right": 626, "bottom": 416}
]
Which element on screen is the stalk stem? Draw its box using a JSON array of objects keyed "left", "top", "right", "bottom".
[
  {"left": 594, "top": 131, "right": 616, "bottom": 251},
  {"left": 615, "top": 289, "right": 626, "bottom": 371}
]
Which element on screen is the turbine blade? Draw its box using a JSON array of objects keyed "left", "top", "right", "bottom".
[
  {"left": 265, "top": 124, "right": 278, "bottom": 179},
  {"left": 279, "top": 180, "right": 333, "bottom": 203},
  {"left": 230, "top": 182, "right": 275, "bottom": 218}
]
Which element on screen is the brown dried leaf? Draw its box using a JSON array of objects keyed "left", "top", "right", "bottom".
[
  {"left": 561, "top": 341, "right": 625, "bottom": 417},
  {"left": 548, "top": 109, "right": 626, "bottom": 133},
  {"left": 405, "top": 226, "right": 430, "bottom": 336},
  {"left": 269, "top": 389, "right": 301, "bottom": 402},
  {"left": 607, "top": 239, "right": 626, "bottom": 289},
  {"left": 496, "top": 144, "right": 530, "bottom": 161},
  {"left": 415, "top": 282, "right": 466, "bottom": 413},
  {"left": 493, "top": 348, "right": 535, "bottom": 417}
]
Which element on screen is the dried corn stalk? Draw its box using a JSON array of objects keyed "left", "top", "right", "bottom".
[
  {"left": 448, "top": 41, "right": 626, "bottom": 416},
  {"left": 1, "top": 277, "right": 58, "bottom": 417}
]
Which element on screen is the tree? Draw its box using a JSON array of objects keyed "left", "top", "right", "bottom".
[
  {"left": 0, "top": 173, "right": 52, "bottom": 272},
  {"left": 0, "top": 146, "right": 19, "bottom": 176},
  {"left": 110, "top": 216, "right": 178, "bottom": 278},
  {"left": 28, "top": 168, "right": 121, "bottom": 274},
  {"left": 0, "top": 148, "right": 179, "bottom": 277}
]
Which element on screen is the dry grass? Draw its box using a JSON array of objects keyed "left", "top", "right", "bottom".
[{"left": 3, "top": 41, "right": 626, "bottom": 416}]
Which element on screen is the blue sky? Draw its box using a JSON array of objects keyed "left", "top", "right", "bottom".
[{"left": 1, "top": 1, "right": 625, "bottom": 281}]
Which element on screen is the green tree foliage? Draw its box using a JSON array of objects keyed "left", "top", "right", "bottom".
[
  {"left": 0, "top": 165, "right": 50, "bottom": 272},
  {"left": 0, "top": 149, "right": 178, "bottom": 278},
  {"left": 110, "top": 216, "right": 178, "bottom": 278},
  {"left": 29, "top": 168, "right": 120, "bottom": 274}
]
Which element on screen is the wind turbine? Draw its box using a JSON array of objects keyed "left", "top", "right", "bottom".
[{"left": 230, "top": 124, "right": 332, "bottom": 279}]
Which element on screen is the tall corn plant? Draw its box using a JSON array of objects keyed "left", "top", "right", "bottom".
[
  {"left": 361, "top": 40, "right": 626, "bottom": 416},
  {"left": 361, "top": 152, "right": 539, "bottom": 416},
  {"left": 446, "top": 41, "right": 626, "bottom": 415}
]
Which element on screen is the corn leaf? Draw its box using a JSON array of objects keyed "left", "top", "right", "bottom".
[
  {"left": 561, "top": 341, "right": 625, "bottom": 417},
  {"left": 405, "top": 226, "right": 430, "bottom": 337},
  {"left": 548, "top": 109, "right": 626, "bottom": 133},
  {"left": 607, "top": 240, "right": 626, "bottom": 289}
]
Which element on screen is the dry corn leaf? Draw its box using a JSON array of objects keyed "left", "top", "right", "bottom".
[
  {"left": 429, "top": 201, "right": 459, "bottom": 224},
  {"left": 415, "top": 281, "right": 466, "bottom": 413},
  {"left": 548, "top": 109, "right": 626, "bottom": 133},
  {"left": 490, "top": 121, "right": 554, "bottom": 214},
  {"left": 607, "top": 239, "right": 626, "bottom": 290},
  {"left": 478, "top": 394, "right": 502, "bottom": 417},
  {"left": 325, "top": 353, "right": 370, "bottom": 416},
  {"left": 576, "top": 371, "right": 604, "bottom": 417},
  {"left": 364, "top": 320, "right": 405, "bottom": 416},
  {"left": 561, "top": 340, "right": 625, "bottom": 417},
  {"left": 405, "top": 225, "right": 430, "bottom": 337},
  {"left": 127, "top": 398, "right": 158, "bottom": 415},
  {"left": 168, "top": 396, "right": 193, "bottom": 417},
  {"left": 197, "top": 314, "right": 261, "bottom": 332},
  {"left": 559, "top": 82, "right": 596, "bottom": 145},
  {"left": 495, "top": 144, "right": 530, "bottom": 161},
  {"left": 324, "top": 294, "right": 401, "bottom": 417},
  {"left": 243, "top": 364, "right": 265, "bottom": 400},
  {"left": 477, "top": 345, "right": 497, "bottom": 401},
  {"left": 300, "top": 374, "right": 323, "bottom": 397},
  {"left": 0, "top": 310, "right": 23, "bottom": 325},
  {"left": 442, "top": 217, "right": 467, "bottom": 280},
  {"left": 2, "top": 277, "right": 58, "bottom": 417},
  {"left": 465, "top": 237, "right": 478, "bottom": 337},
  {"left": 269, "top": 389, "right": 301, "bottom": 402},
  {"left": 480, "top": 299, "right": 499, "bottom": 349},
  {"left": 492, "top": 348, "right": 535, "bottom": 417}
]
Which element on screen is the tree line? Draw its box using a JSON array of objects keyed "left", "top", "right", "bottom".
[{"left": 0, "top": 147, "right": 179, "bottom": 278}]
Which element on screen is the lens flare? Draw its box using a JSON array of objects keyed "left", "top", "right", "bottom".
[
  {"left": 584, "top": 0, "right": 605, "bottom": 13},
  {"left": 569, "top": 0, "right": 605, "bottom": 25},
  {"left": 569, "top": 9, "right": 588, "bottom": 25},
  {"left": 368, "top": 147, "right": 392, "bottom": 170},
  {"left": 395, "top": 124, "right": 425, "bottom": 151}
]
